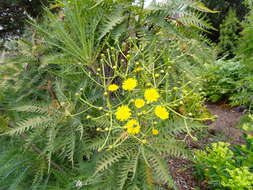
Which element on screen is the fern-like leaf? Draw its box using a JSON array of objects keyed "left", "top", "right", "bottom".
[
  {"left": 99, "top": 7, "right": 126, "bottom": 40},
  {"left": 95, "top": 146, "right": 130, "bottom": 174},
  {"left": 6, "top": 116, "right": 52, "bottom": 136},
  {"left": 146, "top": 149, "right": 177, "bottom": 189},
  {"left": 13, "top": 104, "right": 48, "bottom": 114}
]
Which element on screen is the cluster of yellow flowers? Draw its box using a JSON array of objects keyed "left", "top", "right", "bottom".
[
  {"left": 107, "top": 78, "right": 137, "bottom": 92},
  {"left": 110, "top": 78, "right": 169, "bottom": 136}
]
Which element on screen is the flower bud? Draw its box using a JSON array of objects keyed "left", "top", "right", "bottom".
[
  {"left": 146, "top": 83, "right": 152, "bottom": 87},
  {"left": 155, "top": 74, "right": 160, "bottom": 78},
  {"left": 108, "top": 145, "right": 113, "bottom": 150}
]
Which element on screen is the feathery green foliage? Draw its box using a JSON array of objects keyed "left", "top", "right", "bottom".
[
  {"left": 237, "top": 3, "right": 253, "bottom": 71},
  {"left": 0, "top": 0, "right": 216, "bottom": 189},
  {"left": 218, "top": 8, "right": 240, "bottom": 57}
]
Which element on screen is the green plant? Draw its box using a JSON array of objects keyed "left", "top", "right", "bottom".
[
  {"left": 217, "top": 8, "right": 240, "bottom": 57},
  {"left": 200, "top": 58, "right": 253, "bottom": 106},
  {"left": 237, "top": 0, "right": 253, "bottom": 72},
  {"left": 0, "top": 0, "right": 216, "bottom": 189},
  {"left": 194, "top": 115, "right": 253, "bottom": 189},
  {"left": 233, "top": 115, "right": 253, "bottom": 169},
  {"left": 194, "top": 142, "right": 235, "bottom": 187},
  {"left": 4, "top": 41, "right": 210, "bottom": 189},
  {"left": 0, "top": 135, "right": 72, "bottom": 190},
  {"left": 221, "top": 167, "right": 253, "bottom": 190},
  {"left": 201, "top": 58, "right": 243, "bottom": 102},
  {"left": 228, "top": 74, "right": 253, "bottom": 106},
  {"left": 201, "top": 0, "right": 247, "bottom": 43}
]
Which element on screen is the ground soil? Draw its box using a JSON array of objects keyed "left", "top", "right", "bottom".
[
  {"left": 205, "top": 103, "right": 244, "bottom": 144},
  {"left": 169, "top": 103, "right": 245, "bottom": 190},
  {"left": 169, "top": 158, "right": 206, "bottom": 190}
]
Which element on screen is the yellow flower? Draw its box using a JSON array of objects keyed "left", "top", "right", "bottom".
[
  {"left": 144, "top": 88, "right": 160, "bottom": 102},
  {"left": 122, "top": 78, "right": 137, "bottom": 91},
  {"left": 134, "top": 99, "right": 145, "bottom": 108},
  {"left": 152, "top": 129, "right": 159, "bottom": 135},
  {"left": 115, "top": 105, "right": 131, "bottom": 121},
  {"left": 125, "top": 119, "right": 140, "bottom": 135},
  {"left": 108, "top": 84, "right": 119, "bottom": 92},
  {"left": 154, "top": 105, "right": 169, "bottom": 120},
  {"left": 134, "top": 67, "right": 143, "bottom": 72}
]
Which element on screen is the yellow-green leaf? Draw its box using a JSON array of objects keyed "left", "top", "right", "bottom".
[{"left": 195, "top": 2, "right": 219, "bottom": 13}]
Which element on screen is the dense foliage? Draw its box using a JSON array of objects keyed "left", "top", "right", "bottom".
[
  {"left": 194, "top": 115, "right": 253, "bottom": 189},
  {"left": 237, "top": 0, "right": 253, "bottom": 71},
  {"left": 200, "top": 0, "right": 253, "bottom": 107},
  {"left": 202, "top": 0, "right": 247, "bottom": 42},
  {"left": 217, "top": 8, "right": 240, "bottom": 57},
  {"left": 200, "top": 58, "right": 253, "bottom": 106},
  {"left": 0, "top": 0, "right": 215, "bottom": 189},
  {"left": 1, "top": 0, "right": 253, "bottom": 189}
]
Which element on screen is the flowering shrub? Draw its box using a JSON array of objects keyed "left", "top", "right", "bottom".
[
  {"left": 0, "top": 0, "right": 216, "bottom": 189},
  {"left": 73, "top": 44, "right": 210, "bottom": 155},
  {"left": 97, "top": 74, "right": 169, "bottom": 141},
  {"left": 64, "top": 42, "right": 212, "bottom": 188}
]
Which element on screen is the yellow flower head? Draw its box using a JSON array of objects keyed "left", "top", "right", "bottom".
[
  {"left": 115, "top": 105, "right": 131, "bottom": 121},
  {"left": 125, "top": 119, "right": 140, "bottom": 134},
  {"left": 134, "top": 99, "right": 145, "bottom": 108},
  {"left": 108, "top": 84, "right": 119, "bottom": 92},
  {"left": 134, "top": 67, "right": 143, "bottom": 72},
  {"left": 122, "top": 78, "right": 137, "bottom": 91},
  {"left": 154, "top": 105, "right": 169, "bottom": 120},
  {"left": 144, "top": 88, "right": 160, "bottom": 102},
  {"left": 152, "top": 129, "right": 159, "bottom": 135}
]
